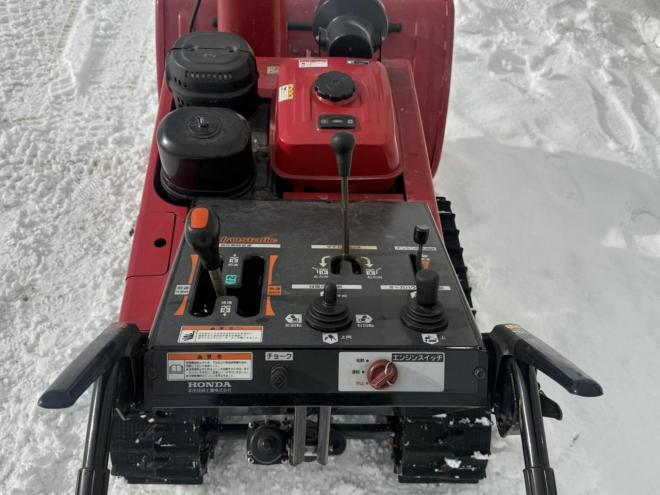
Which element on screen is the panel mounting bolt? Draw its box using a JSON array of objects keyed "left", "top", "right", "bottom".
[{"left": 474, "top": 367, "right": 486, "bottom": 380}]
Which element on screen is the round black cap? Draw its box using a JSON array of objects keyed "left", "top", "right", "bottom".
[{"left": 315, "top": 71, "right": 356, "bottom": 102}]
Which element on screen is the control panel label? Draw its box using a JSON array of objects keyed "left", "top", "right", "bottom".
[
  {"left": 219, "top": 237, "right": 281, "bottom": 249},
  {"left": 265, "top": 351, "right": 294, "bottom": 361},
  {"left": 174, "top": 284, "right": 190, "bottom": 295},
  {"left": 394, "top": 245, "right": 438, "bottom": 252},
  {"left": 338, "top": 352, "right": 445, "bottom": 392},
  {"left": 167, "top": 352, "right": 253, "bottom": 381},
  {"left": 177, "top": 325, "right": 263, "bottom": 344}
]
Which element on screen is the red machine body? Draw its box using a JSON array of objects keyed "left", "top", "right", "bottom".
[
  {"left": 273, "top": 58, "right": 400, "bottom": 191},
  {"left": 128, "top": 0, "right": 455, "bottom": 332}
]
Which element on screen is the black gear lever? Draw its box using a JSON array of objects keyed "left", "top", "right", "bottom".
[
  {"left": 332, "top": 131, "right": 355, "bottom": 259},
  {"left": 330, "top": 132, "right": 362, "bottom": 274},
  {"left": 184, "top": 207, "right": 227, "bottom": 297}
]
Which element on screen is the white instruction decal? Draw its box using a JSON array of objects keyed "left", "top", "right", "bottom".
[
  {"left": 178, "top": 325, "right": 263, "bottom": 344},
  {"left": 298, "top": 59, "right": 328, "bottom": 68},
  {"left": 174, "top": 284, "right": 190, "bottom": 295},
  {"left": 394, "top": 246, "right": 438, "bottom": 252}
]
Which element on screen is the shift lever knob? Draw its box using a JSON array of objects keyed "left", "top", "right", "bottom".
[
  {"left": 184, "top": 207, "right": 226, "bottom": 296},
  {"left": 185, "top": 207, "right": 221, "bottom": 270},
  {"left": 332, "top": 131, "right": 356, "bottom": 178}
]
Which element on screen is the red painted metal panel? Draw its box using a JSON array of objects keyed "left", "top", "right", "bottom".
[
  {"left": 273, "top": 58, "right": 400, "bottom": 191},
  {"left": 126, "top": 212, "right": 176, "bottom": 277}
]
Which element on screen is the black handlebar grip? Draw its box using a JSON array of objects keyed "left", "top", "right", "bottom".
[
  {"left": 331, "top": 131, "right": 356, "bottom": 178},
  {"left": 184, "top": 207, "right": 221, "bottom": 271}
]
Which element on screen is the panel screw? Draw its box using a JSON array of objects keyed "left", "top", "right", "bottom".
[{"left": 474, "top": 367, "right": 486, "bottom": 380}]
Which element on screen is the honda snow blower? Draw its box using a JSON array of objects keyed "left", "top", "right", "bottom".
[{"left": 39, "top": 1, "right": 602, "bottom": 494}]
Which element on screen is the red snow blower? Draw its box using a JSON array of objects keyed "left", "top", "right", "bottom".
[{"left": 39, "top": 1, "right": 602, "bottom": 494}]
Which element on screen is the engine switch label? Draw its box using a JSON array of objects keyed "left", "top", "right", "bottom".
[
  {"left": 167, "top": 352, "right": 252, "bottom": 381},
  {"left": 338, "top": 352, "right": 445, "bottom": 392}
]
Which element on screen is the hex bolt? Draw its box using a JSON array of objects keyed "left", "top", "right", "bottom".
[{"left": 474, "top": 367, "right": 486, "bottom": 380}]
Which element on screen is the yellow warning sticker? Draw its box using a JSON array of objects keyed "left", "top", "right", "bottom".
[
  {"left": 278, "top": 84, "right": 294, "bottom": 102},
  {"left": 266, "top": 65, "right": 280, "bottom": 75}
]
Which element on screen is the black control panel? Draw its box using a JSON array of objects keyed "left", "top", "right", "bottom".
[{"left": 144, "top": 200, "right": 488, "bottom": 408}]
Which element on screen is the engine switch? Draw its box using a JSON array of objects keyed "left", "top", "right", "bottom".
[{"left": 367, "top": 359, "right": 398, "bottom": 390}]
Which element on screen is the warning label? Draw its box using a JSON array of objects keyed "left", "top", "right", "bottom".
[
  {"left": 298, "top": 59, "right": 328, "bottom": 68},
  {"left": 167, "top": 352, "right": 252, "bottom": 381},
  {"left": 278, "top": 84, "right": 294, "bottom": 102},
  {"left": 177, "top": 325, "right": 263, "bottom": 344}
]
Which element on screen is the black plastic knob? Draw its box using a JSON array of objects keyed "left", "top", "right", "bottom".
[
  {"left": 416, "top": 269, "right": 439, "bottom": 307},
  {"left": 331, "top": 131, "right": 356, "bottom": 178},
  {"left": 305, "top": 282, "right": 352, "bottom": 332},
  {"left": 414, "top": 225, "right": 430, "bottom": 246},
  {"left": 323, "top": 282, "right": 338, "bottom": 305},
  {"left": 315, "top": 71, "right": 356, "bottom": 102},
  {"left": 184, "top": 207, "right": 221, "bottom": 271}
]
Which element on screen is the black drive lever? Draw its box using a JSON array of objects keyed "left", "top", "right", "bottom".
[
  {"left": 332, "top": 131, "right": 356, "bottom": 259},
  {"left": 185, "top": 206, "right": 226, "bottom": 297}
]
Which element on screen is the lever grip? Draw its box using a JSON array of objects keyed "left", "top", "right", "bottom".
[
  {"left": 331, "top": 131, "right": 356, "bottom": 178},
  {"left": 38, "top": 323, "right": 142, "bottom": 409},
  {"left": 185, "top": 207, "right": 221, "bottom": 271},
  {"left": 489, "top": 324, "right": 603, "bottom": 397}
]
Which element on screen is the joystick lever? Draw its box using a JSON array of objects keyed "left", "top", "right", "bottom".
[
  {"left": 185, "top": 207, "right": 227, "bottom": 297},
  {"left": 401, "top": 269, "right": 449, "bottom": 332},
  {"left": 332, "top": 131, "right": 356, "bottom": 259}
]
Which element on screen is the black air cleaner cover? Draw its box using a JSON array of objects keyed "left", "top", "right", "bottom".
[
  {"left": 166, "top": 32, "right": 259, "bottom": 116},
  {"left": 157, "top": 107, "right": 255, "bottom": 199}
]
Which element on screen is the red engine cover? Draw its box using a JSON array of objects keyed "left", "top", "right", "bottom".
[{"left": 272, "top": 58, "right": 400, "bottom": 192}]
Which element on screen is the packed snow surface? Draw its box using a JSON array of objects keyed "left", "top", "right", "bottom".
[{"left": 1, "top": 0, "right": 660, "bottom": 493}]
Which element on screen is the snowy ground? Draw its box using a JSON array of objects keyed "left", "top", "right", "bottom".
[{"left": 1, "top": 0, "right": 659, "bottom": 494}]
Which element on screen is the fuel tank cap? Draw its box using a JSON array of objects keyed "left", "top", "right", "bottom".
[{"left": 314, "top": 71, "right": 356, "bottom": 102}]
